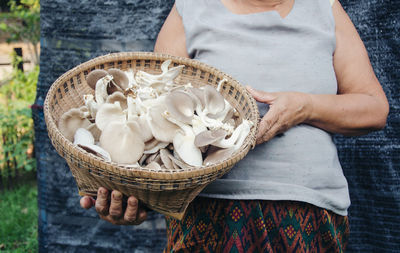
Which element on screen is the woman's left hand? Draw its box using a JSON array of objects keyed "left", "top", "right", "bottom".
[{"left": 246, "top": 86, "right": 313, "bottom": 145}]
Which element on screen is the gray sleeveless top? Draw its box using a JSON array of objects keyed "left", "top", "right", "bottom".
[{"left": 175, "top": 0, "right": 350, "bottom": 215}]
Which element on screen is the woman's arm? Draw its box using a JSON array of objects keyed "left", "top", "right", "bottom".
[
  {"left": 306, "top": 0, "right": 389, "bottom": 135},
  {"left": 154, "top": 3, "right": 189, "bottom": 58},
  {"left": 248, "top": 0, "right": 389, "bottom": 144}
]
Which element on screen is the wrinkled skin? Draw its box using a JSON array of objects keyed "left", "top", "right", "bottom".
[{"left": 80, "top": 187, "right": 147, "bottom": 225}]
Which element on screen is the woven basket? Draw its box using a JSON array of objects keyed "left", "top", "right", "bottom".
[{"left": 44, "top": 52, "right": 259, "bottom": 219}]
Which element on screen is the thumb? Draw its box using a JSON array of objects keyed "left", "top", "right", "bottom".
[
  {"left": 246, "top": 86, "right": 275, "bottom": 103},
  {"left": 80, "top": 196, "right": 95, "bottom": 209}
]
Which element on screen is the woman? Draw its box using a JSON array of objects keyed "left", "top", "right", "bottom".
[{"left": 80, "top": 0, "right": 389, "bottom": 251}]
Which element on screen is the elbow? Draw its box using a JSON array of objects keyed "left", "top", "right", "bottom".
[
  {"left": 368, "top": 97, "right": 389, "bottom": 131},
  {"left": 373, "top": 99, "right": 389, "bottom": 130}
]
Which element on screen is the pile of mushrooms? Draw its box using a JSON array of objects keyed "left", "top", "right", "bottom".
[{"left": 58, "top": 60, "right": 253, "bottom": 170}]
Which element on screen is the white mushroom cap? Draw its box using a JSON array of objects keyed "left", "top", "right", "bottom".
[
  {"left": 143, "top": 141, "right": 169, "bottom": 154},
  {"left": 73, "top": 128, "right": 95, "bottom": 146},
  {"left": 77, "top": 144, "right": 111, "bottom": 162},
  {"left": 163, "top": 111, "right": 203, "bottom": 167},
  {"left": 212, "top": 120, "right": 252, "bottom": 149},
  {"left": 106, "top": 91, "right": 128, "bottom": 110},
  {"left": 147, "top": 103, "right": 179, "bottom": 143},
  {"left": 159, "top": 148, "right": 174, "bottom": 170},
  {"left": 107, "top": 68, "right": 130, "bottom": 90},
  {"left": 145, "top": 161, "right": 162, "bottom": 170},
  {"left": 83, "top": 94, "right": 99, "bottom": 119},
  {"left": 95, "top": 75, "right": 113, "bottom": 105},
  {"left": 99, "top": 121, "right": 144, "bottom": 164},
  {"left": 95, "top": 102, "right": 126, "bottom": 131},
  {"left": 86, "top": 123, "right": 102, "bottom": 142},
  {"left": 194, "top": 129, "right": 227, "bottom": 147},
  {"left": 173, "top": 132, "right": 202, "bottom": 167},
  {"left": 191, "top": 115, "right": 207, "bottom": 135},
  {"left": 135, "top": 60, "right": 184, "bottom": 86},
  {"left": 165, "top": 90, "right": 195, "bottom": 124},
  {"left": 204, "top": 85, "right": 225, "bottom": 116},
  {"left": 58, "top": 108, "right": 91, "bottom": 142},
  {"left": 129, "top": 114, "right": 153, "bottom": 142},
  {"left": 167, "top": 153, "right": 193, "bottom": 170},
  {"left": 124, "top": 69, "right": 137, "bottom": 88},
  {"left": 144, "top": 138, "right": 159, "bottom": 151},
  {"left": 86, "top": 69, "right": 108, "bottom": 90},
  {"left": 204, "top": 146, "right": 236, "bottom": 166},
  {"left": 187, "top": 87, "right": 205, "bottom": 109}
]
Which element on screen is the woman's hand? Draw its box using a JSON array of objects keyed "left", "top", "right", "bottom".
[
  {"left": 80, "top": 187, "right": 147, "bottom": 225},
  {"left": 246, "top": 86, "right": 312, "bottom": 145}
]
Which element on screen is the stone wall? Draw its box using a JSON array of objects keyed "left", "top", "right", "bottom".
[{"left": 34, "top": 0, "right": 399, "bottom": 252}]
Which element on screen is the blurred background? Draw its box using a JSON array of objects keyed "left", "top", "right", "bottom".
[
  {"left": 0, "top": 0, "right": 39, "bottom": 252},
  {"left": 0, "top": 0, "right": 399, "bottom": 252}
]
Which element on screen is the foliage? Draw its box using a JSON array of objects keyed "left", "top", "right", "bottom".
[
  {"left": 0, "top": 0, "right": 40, "bottom": 64},
  {"left": 0, "top": 56, "right": 38, "bottom": 182},
  {"left": 0, "top": 182, "right": 38, "bottom": 252}
]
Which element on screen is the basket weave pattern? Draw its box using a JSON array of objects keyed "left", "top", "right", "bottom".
[{"left": 44, "top": 52, "right": 259, "bottom": 219}]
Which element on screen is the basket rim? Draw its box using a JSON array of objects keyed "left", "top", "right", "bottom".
[{"left": 44, "top": 51, "right": 259, "bottom": 181}]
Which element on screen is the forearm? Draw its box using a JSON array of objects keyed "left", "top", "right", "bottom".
[{"left": 305, "top": 93, "right": 389, "bottom": 135}]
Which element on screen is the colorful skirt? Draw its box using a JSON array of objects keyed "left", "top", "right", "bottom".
[{"left": 164, "top": 198, "right": 349, "bottom": 253}]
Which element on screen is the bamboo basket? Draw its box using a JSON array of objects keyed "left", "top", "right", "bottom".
[{"left": 44, "top": 52, "right": 259, "bottom": 219}]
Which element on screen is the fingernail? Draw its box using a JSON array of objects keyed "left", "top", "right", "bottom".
[
  {"left": 112, "top": 191, "right": 122, "bottom": 200},
  {"left": 100, "top": 188, "right": 107, "bottom": 196}
]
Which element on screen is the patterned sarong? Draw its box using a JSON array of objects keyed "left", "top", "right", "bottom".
[{"left": 164, "top": 198, "right": 349, "bottom": 252}]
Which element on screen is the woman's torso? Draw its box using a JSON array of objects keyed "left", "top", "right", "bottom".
[{"left": 175, "top": 0, "right": 350, "bottom": 215}]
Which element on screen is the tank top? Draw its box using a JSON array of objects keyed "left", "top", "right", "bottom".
[{"left": 175, "top": 0, "right": 350, "bottom": 215}]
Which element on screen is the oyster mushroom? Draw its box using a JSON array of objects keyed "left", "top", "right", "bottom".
[
  {"left": 203, "top": 120, "right": 253, "bottom": 165},
  {"left": 58, "top": 108, "right": 91, "bottom": 142},
  {"left": 86, "top": 69, "right": 108, "bottom": 90},
  {"left": 86, "top": 69, "right": 128, "bottom": 94},
  {"left": 86, "top": 123, "right": 101, "bottom": 142},
  {"left": 167, "top": 153, "right": 193, "bottom": 170},
  {"left": 187, "top": 87, "right": 205, "bottom": 109},
  {"left": 163, "top": 111, "right": 203, "bottom": 167},
  {"left": 203, "top": 146, "right": 236, "bottom": 166},
  {"left": 165, "top": 90, "right": 195, "bottom": 124},
  {"left": 107, "top": 68, "right": 130, "bottom": 90},
  {"left": 147, "top": 103, "right": 180, "bottom": 143},
  {"left": 144, "top": 138, "right": 160, "bottom": 151},
  {"left": 73, "top": 128, "right": 94, "bottom": 146},
  {"left": 124, "top": 69, "right": 137, "bottom": 88},
  {"left": 145, "top": 161, "right": 162, "bottom": 170},
  {"left": 95, "top": 74, "right": 113, "bottom": 105},
  {"left": 135, "top": 60, "right": 184, "bottom": 87},
  {"left": 143, "top": 141, "right": 169, "bottom": 154},
  {"left": 159, "top": 148, "right": 174, "bottom": 170},
  {"left": 212, "top": 120, "right": 252, "bottom": 149},
  {"left": 145, "top": 152, "right": 161, "bottom": 165},
  {"left": 77, "top": 144, "right": 111, "bottom": 162},
  {"left": 99, "top": 121, "right": 144, "bottom": 164},
  {"left": 83, "top": 94, "right": 99, "bottom": 119},
  {"left": 194, "top": 129, "right": 228, "bottom": 148},
  {"left": 106, "top": 91, "right": 128, "bottom": 110},
  {"left": 204, "top": 85, "right": 225, "bottom": 116},
  {"left": 95, "top": 102, "right": 126, "bottom": 131}
]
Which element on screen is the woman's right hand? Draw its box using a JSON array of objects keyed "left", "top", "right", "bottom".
[{"left": 80, "top": 187, "right": 148, "bottom": 225}]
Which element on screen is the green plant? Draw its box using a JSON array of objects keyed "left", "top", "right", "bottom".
[
  {"left": 0, "top": 0, "right": 40, "bottom": 64},
  {"left": 0, "top": 56, "right": 38, "bottom": 183},
  {"left": 0, "top": 182, "right": 38, "bottom": 252}
]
